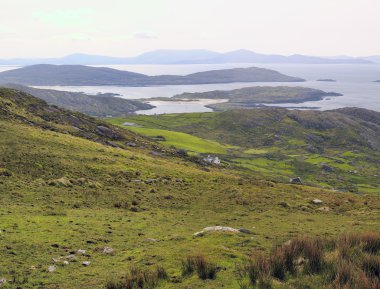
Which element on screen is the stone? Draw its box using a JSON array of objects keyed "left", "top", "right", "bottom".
[
  {"left": 278, "top": 201, "right": 290, "bottom": 208},
  {"left": 103, "top": 247, "right": 114, "bottom": 254},
  {"left": 290, "top": 177, "right": 302, "bottom": 184},
  {"left": 194, "top": 226, "right": 251, "bottom": 237},
  {"left": 238, "top": 228, "right": 254, "bottom": 234},
  {"left": 96, "top": 126, "right": 122, "bottom": 140},
  {"left": 63, "top": 261, "right": 69, "bottom": 265},
  {"left": 0, "top": 278, "right": 6, "bottom": 285},
  {"left": 48, "top": 265, "right": 57, "bottom": 273},
  {"left": 66, "top": 254, "right": 76, "bottom": 260},
  {"left": 77, "top": 249, "right": 86, "bottom": 255},
  {"left": 317, "top": 206, "right": 331, "bottom": 212},
  {"left": 321, "top": 164, "right": 334, "bottom": 172},
  {"left": 312, "top": 199, "right": 323, "bottom": 205},
  {"left": 82, "top": 261, "right": 91, "bottom": 266}
]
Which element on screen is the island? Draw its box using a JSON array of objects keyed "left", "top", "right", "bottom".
[
  {"left": 172, "top": 86, "right": 342, "bottom": 111},
  {"left": 0, "top": 65, "right": 305, "bottom": 86},
  {"left": 317, "top": 79, "right": 336, "bottom": 82}
]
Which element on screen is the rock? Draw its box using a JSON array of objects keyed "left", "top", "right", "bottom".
[
  {"left": 48, "top": 265, "right": 57, "bottom": 273},
  {"left": 278, "top": 201, "right": 290, "bottom": 208},
  {"left": 290, "top": 177, "right": 302, "bottom": 184},
  {"left": 238, "top": 228, "right": 254, "bottom": 234},
  {"left": 312, "top": 199, "right": 323, "bottom": 205},
  {"left": 95, "top": 126, "right": 122, "bottom": 140},
  {"left": 82, "top": 261, "right": 91, "bottom": 266},
  {"left": 317, "top": 206, "right": 331, "bottom": 212},
  {"left": 143, "top": 238, "right": 158, "bottom": 242},
  {"left": 203, "top": 155, "right": 221, "bottom": 165},
  {"left": 0, "top": 170, "right": 12, "bottom": 177},
  {"left": 126, "top": 142, "right": 137, "bottom": 147},
  {"left": 48, "top": 177, "right": 73, "bottom": 187},
  {"left": 145, "top": 179, "right": 157, "bottom": 184},
  {"left": 77, "top": 249, "right": 86, "bottom": 255},
  {"left": 321, "top": 164, "right": 334, "bottom": 172},
  {"left": 193, "top": 231, "right": 205, "bottom": 237},
  {"left": 66, "top": 254, "right": 76, "bottom": 260},
  {"left": 103, "top": 247, "right": 114, "bottom": 254},
  {"left": 63, "top": 260, "right": 69, "bottom": 265},
  {"left": 194, "top": 226, "right": 249, "bottom": 237},
  {"left": 0, "top": 278, "right": 6, "bottom": 285}
]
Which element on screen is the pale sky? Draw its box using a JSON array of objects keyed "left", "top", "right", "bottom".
[{"left": 0, "top": 0, "right": 379, "bottom": 58}]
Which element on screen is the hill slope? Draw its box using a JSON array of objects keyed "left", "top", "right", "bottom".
[
  {"left": 111, "top": 108, "right": 380, "bottom": 193},
  {"left": 0, "top": 89, "right": 379, "bottom": 288},
  {"left": 0, "top": 65, "right": 305, "bottom": 86},
  {"left": 3, "top": 84, "right": 153, "bottom": 117}
]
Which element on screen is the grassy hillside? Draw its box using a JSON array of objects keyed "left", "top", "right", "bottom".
[
  {"left": 3, "top": 84, "right": 153, "bottom": 117},
  {"left": 110, "top": 109, "right": 380, "bottom": 194},
  {"left": 0, "top": 89, "right": 379, "bottom": 288}
]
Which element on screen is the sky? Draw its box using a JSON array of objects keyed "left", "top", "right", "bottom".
[{"left": 0, "top": 0, "right": 379, "bottom": 58}]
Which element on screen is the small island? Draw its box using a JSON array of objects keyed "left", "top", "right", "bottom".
[
  {"left": 317, "top": 79, "right": 336, "bottom": 82},
  {"left": 173, "top": 86, "right": 342, "bottom": 111}
]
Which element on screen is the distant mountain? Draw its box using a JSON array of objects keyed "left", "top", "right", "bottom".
[
  {"left": 128, "top": 49, "right": 221, "bottom": 64},
  {"left": 363, "top": 56, "right": 380, "bottom": 64},
  {"left": 199, "top": 50, "right": 372, "bottom": 64},
  {"left": 0, "top": 49, "right": 373, "bottom": 65},
  {"left": 2, "top": 84, "right": 153, "bottom": 117},
  {"left": 0, "top": 65, "right": 305, "bottom": 86}
]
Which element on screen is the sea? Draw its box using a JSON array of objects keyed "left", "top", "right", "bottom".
[{"left": 1, "top": 63, "right": 379, "bottom": 114}]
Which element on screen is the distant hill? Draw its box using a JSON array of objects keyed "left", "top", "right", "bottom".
[
  {"left": 2, "top": 84, "right": 153, "bottom": 117},
  {"left": 0, "top": 65, "right": 305, "bottom": 86},
  {"left": 0, "top": 49, "right": 373, "bottom": 65},
  {"left": 363, "top": 55, "right": 380, "bottom": 63},
  {"left": 174, "top": 86, "right": 341, "bottom": 110}
]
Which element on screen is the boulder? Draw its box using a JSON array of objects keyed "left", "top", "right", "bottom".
[
  {"left": 103, "top": 247, "right": 115, "bottom": 254},
  {"left": 290, "top": 177, "right": 302, "bottom": 184},
  {"left": 321, "top": 164, "right": 334, "bottom": 172},
  {"left": 82, "top": 261, "right": 91, "bottom": 266},
  {"left": 312, "top": 199, "right": 323, "bottom": 205},
  {"left": 48, "top": 265, "right": 57, "bottom": 273},
  {"left": 317, "top": 206, "right": 331, "bottom": 212},
  {"left": 95, "top": 126, "right": 122, "bottom": 140},
  {"left": 193, "top": 226, "right": 253, "bottom": 237}
]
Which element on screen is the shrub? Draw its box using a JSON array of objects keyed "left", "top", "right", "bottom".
[
  {"left": 181, "top": 254, "right": 218, "bottom": 280},
  {"left": 361, "top": 255, "right": 380, "bottom": 279},
  {"left": 105, "top": 266, "right": 167, "bottom": 289}
]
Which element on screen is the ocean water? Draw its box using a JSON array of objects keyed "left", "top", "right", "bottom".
[{"left": 2, "top": 63, "right": 380, "bottom": 113}]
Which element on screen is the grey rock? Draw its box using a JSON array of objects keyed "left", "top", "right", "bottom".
[
  {"left": 290, "top": 177, "right": 302, "bottom": 184},
  {"left": 82, "top": 261, "right": 91, "bottom": 266},
  {"left": 103, "top": 246, "right": 115, "bottom": 254},
  {"left": 238, "top": 228, "right": 254, "bottom": 234},
  {"left": 312, "top": 199, "right": 323, "bottom": 205},
  {"left": 48, "top": 265, "right": 57, "bottom": 273}
]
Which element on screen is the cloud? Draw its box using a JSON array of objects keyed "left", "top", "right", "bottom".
[
  {"left": 34, "top": 9, "right": 94, "bottom": 27},
  {"left": 133, "top": 31, "right": 157, "bottom": 39}
]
